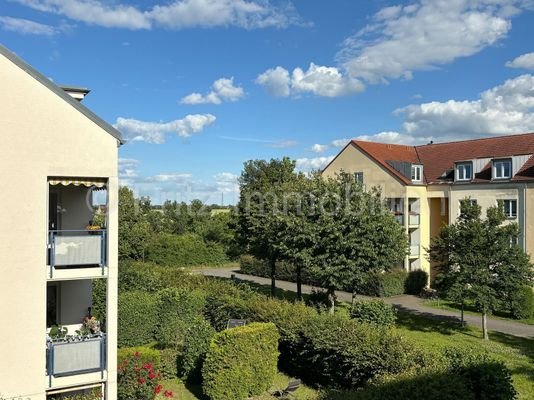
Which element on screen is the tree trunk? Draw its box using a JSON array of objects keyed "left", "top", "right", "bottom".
[
  {"left": 482, "top": 309, "right": 489, "bottom": 340},
  {"left": 460, "top": 302, "right": 465, "bottom": 327},
  {"left": 328, "top": 289, "right": 335, "bottom": 315},
  {"left": 296, "top": 265, "right": 302, "bottom": 301},
  {"left": 270, "top": 256, "right": 276, "bottom": 298}
]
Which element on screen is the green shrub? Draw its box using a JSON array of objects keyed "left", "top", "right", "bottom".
[
  {"left": 342, "top": 370, "right": 473, "bottom": 400},
  {"left": 118, "top": 261, "right": 164, "bottom": 293},
  {"left": 350, "top": 300, "right": 397, "bottom": 327},
  {"left": 306, "top": 289, "right": 331, "bottom": 312},
  {"left": 358, "top": 270, "right": 408, "bottom": 297},
  {"left": 118, "top": 291, "right": 158, "bottom": 347},
  {"left": 405, "top": 270, "right": 428, "bottom": 295},
  {"left": 154, "top": 288, "right": 206, "bottom": 348},
  {"left": 178, "top": 317, "right": 216, "bottom": 382},
  {"left": 239, "top": 255, "right": 315, "bottom": 284},
  {"left": 510, "top": 286, "right": 534, "bottom": 319},
  {"left": 204, "top": 293, "right": 252, "bottom": 332},
  {"left": 91, "top": 278, "right": 107, "bottom": 329},
  {"left": 146, "top": 233, "right": 228, "bottom": 266},
  {"left": 444, "top": 347, "right": 516, "bottom": 400},
  {"left": 48, "top": 389, "right": 102, "bottom": 400},
  {"left": 293, "top": 313, "right": 422, "bottom": 388},
  {"left": 159, "top": 347, "right": 179, "bottom": 380},
  {"left": 117, "top": 347, "right": 163, "bottom": 400},
  {"left": 202, "top": 322, "right": 279, "bottom": 400}
]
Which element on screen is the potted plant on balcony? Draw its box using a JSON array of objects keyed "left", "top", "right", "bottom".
[{"left": 86, "top": 220, "right": 102, "bottom": 235}]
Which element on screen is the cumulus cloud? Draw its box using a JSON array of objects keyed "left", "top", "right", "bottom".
[
  {"left": 256, "top": 63, "right": 364, "bottom": 97},
  {"left": 14, "top": 0, "right": 305, "bottom": 30},
  {"left": 296, "top": 156, "right": 335, "bottom": 172},
  {"left": 310, "top": 144, "right": 329, "bottom": 153},
  {"left": 331, "top": 139, "right": 350, "bottom": 148},
  {"left": 118, "top": 158, "right": 139, "bottom": 178},
  {"left": 214, "top": 172, "right": 239, "bottom": 193},
  {"left": 114, "top": 114, "right": 216, "bottom": 144},
  {"left": 337, "top": 0, "right": 518, "bottom": 84},
  {"left": 506, "top": 52, "right": 534, "bottom": 70},
  {"left": 352, "top": 131, "right": 433, "bottom": 145},
  {"left": 0, "top": 16, "right": 61, "bottom": 35},
  {"left": 397, "top": 74, "right": 534, "bottom": 139},
  {"left": 181, "top": 77, "right": 244, "bottom": 104}
]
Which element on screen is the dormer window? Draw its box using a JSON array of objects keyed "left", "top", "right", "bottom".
[
  {"left": 493, "top": 159, "right": 512, "bottom": 179},
  {"left": 456, "top": 162, "right": 472, "bottom": 181},
  {"left": 411, "top": 165, "right": 423, "bottom": 183}
]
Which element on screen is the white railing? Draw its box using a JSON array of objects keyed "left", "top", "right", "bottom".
[
  {"left": 48, "top": 230, "right": 106, "bottom": 277},
  {"left": 409, "top": 214, "right": 420, "bottom": 226},
  {"left": 410, "top": 245, "right": 420, "bottom": 257},
  {"left": 46, "top": 334, "right": 106, "bottom": 384}
]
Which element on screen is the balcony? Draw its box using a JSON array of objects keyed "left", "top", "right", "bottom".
[
  {"left": 48, "top": 230, "right": 106, "bottom": 279},
  {"left": 409, "top": 245, "right": 420, "bottom": 258},
  {"left": 394, "top": 214, "right": 404, "bottom": 225},
  {"left": 408, "top": 213, "right": 420, "bottom": 226},
  {"left": 46, "top": 334, "right": 106, "bottom": 387}
]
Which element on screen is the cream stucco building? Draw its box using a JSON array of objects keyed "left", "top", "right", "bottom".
[
  {"left": 0, "top": 45, "right": 121, "bottom": 399},
  {"left": 323, "top": 134, "right": 534, "bottom": 281}
]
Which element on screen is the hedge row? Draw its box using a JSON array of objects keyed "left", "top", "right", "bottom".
[
  {"left": 202, "top": 323, "right": 279, "bottom": 400},
  {"left": 240, "top": 255, "right": 428, "bottom": 297},
  {"left": 146, "top": 233, "right": 229, "bottom": 266}
]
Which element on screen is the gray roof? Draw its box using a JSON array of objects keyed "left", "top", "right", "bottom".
[{"left": 0, "top": 44, "right": 123, "bottom": 144}]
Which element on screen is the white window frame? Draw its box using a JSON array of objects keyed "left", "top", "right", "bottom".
[
  {"left": 493, "top": 159, "right": 512, "bottom": 180},
  {"left": 456, "top": 162, "right": 472, "bottom": 181},
  {"left": 354, "top": 172, "right": 364, "bottom": 184},
  {"left": 411, "top": 165, "right": 423, "bottom": 183},
  {"left": 502, "top": 199, "right": 517, "bottom": 219}
]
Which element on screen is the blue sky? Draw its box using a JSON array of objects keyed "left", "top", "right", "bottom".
[{"left": 2, "top": 0, "right": 534, "bottom": 204}]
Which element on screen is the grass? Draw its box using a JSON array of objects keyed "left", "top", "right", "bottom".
[
  {"left": 423, "top": 299, "right": 534, "bottom": 325},
  {"left": 156, "top": 373, "right": 320, "bottom": 400},
  {"left": 394, "top": 311, "right": 534, "bottom": 399}
]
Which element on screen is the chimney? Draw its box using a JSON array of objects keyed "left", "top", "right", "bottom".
[{"left": 60, "top": 85, "right": 90, "bottom": 102}]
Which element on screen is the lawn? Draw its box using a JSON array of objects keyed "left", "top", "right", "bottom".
[
  {"left": 394, "top": 311, "right": 534, "bottom": 399},
  {"left": 156, "top": 373, "right": 320, "bottom": 400},
  {"left": 423, "top": 299, "right": 534, "bottom": 325}
]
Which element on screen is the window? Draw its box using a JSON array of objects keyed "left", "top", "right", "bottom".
[
  {"left": 456, "top": 162, "right": 473, "bottom": 181},
  {"left": 502, "top": 199, "right": 517, "bottom": 218},
  {"left": 355, "top": 172, "right": 364, "bottom": 184},
  {"left": 411, "top": 165, "right": 423, "bottom": 183},
  {"left": 493, "top": 159, "right": 512, "bottom": 179}
]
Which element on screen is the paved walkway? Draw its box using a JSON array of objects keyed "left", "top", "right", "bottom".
[{"left": 199, "top": 267, "right": 534, "bottom": 338}]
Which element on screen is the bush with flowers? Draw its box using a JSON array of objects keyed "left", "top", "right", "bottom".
[{"left": 117, "top": 347, "right": 172, "bottom": 400}]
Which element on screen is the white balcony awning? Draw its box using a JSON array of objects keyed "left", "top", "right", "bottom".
[{"left": 49, "top": 178, "right": 107, "bottom": 189}]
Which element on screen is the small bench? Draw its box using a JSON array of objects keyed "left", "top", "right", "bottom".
[{"left": 272, "top": 379, "right": 301, "bottom": 398}]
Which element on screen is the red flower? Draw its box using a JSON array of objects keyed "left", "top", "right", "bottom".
[
  {"left": 164, "top": 390, "right": 173, "bottom": 398},
  {"left": 138, "top": 377, "right": 145, "bottom": 385},
  {"left": 134, "top": 351, "right": 140, "bottom": 357},
  {"left": 148, "top": 372, "right": 156, "bottom": 380},
  {"left": 154, "top": 385, "right": 163, "bottom": 394}
]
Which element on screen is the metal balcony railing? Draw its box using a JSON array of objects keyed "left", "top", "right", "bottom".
[
  {"left": 408, "top": 214, "right": 420, "bottom": 226},
  {"left": 48, "top": 230, "right": 106, "bottom": 277},
  {"left": 46, "top": 334, "right": 106, "bottom": 385},
  {"left": 410, "top": 245, "right": 420, "bottom": 257}
]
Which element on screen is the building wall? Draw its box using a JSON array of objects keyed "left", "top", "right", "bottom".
[
  {"left": 322, "top": 143, "right": 406, "bottom": 197},
  {"left": 0, "top": 53, "right": 118, "bottom": 399},
  {"left": 406, "top": 186, "right": 430, "bottom": 277}
]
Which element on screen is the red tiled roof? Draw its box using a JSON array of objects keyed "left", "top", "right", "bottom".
[{"left": 349, "top": 132, "right": 534, "bottom": 184}]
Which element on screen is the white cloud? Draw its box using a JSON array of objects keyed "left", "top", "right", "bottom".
[
  {"left": 181, "top": 77, "right": 244, "bottom": 104},
  {"left": 146, "top": 173, "right": 193, "bottom": 183},
  {"left": 0, "top": 16, "right": 59, "bottom": 35},
  {"left": 256, "top": 63, "right": 364, "bottom": 98},
  {"left": 506, "top": 52, "right": 534, "bottom": 70},
  {"left": 114, "top": 114, "right": 216, "bottom": 144},
  {"left": 337, "top": 0, "right": 521, "bottom": 84},
  {"left": 255, "top": 66, "right": 291, "bottom": 97},
  {"left": 397, "top": 74, "right": 534, "bottom": 139},
  {"left": 296, "top": 156, "right": 335, "bottom": 171},
  {"left": 118, "top": 158, "right": 139, "bottom": 178},
  {"left": 310, "top": 143, "right": 329, "bottom": 153},
  {"left": 331, "top": 139, "right": 350, "bottom": 148},
  {"left": 353, "top": 131, "right": 432, "bottom": 145},
  {"left": 214, "top": 172, "right": 239, "bottom": 193},
  {"left": 14, "top": 0, "right": 305, "bottom": 30}
]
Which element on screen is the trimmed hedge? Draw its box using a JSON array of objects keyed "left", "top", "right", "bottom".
[
  {"left": 358, "top": 270, "right": 408, "bottom": 297},
  {"left": 118, "top": 291, "right": 158, "bottom": 347},
  {"left": 510, "top": 286, "right": 534, "bottom": 319},
  {"left": 118, "top": 261, "right": 164, "bottom": 293},
  {"left": 239, "top": 255, "right": 315, "bottom": 284},
  {"left": 146, "top": 233, "right": 229, "bottom": 266},
  {"left": 178, "top": 317, "right": 216, "bottom": 382},
  {"left": 405, "top": 270, "right": 428, "bottom": 295},
  {"left": 350, "top": 300, "right": 397, "bottom": 327},
  {"left": 202, "top": 322, "right": 279, "bottom": 400}
]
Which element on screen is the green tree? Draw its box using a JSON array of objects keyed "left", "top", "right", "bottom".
[
  {"left": 430, "top": 199, "right": 534, "bottom": 339},
  {"left": 118, "top": 187, "right": 152, "bottom": 260},
  {"left": 235, "top": 158, "right": 298, "bottom": 296},
  {"left": 311, "top": 172, "right": 408, "bottom": 313}
]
